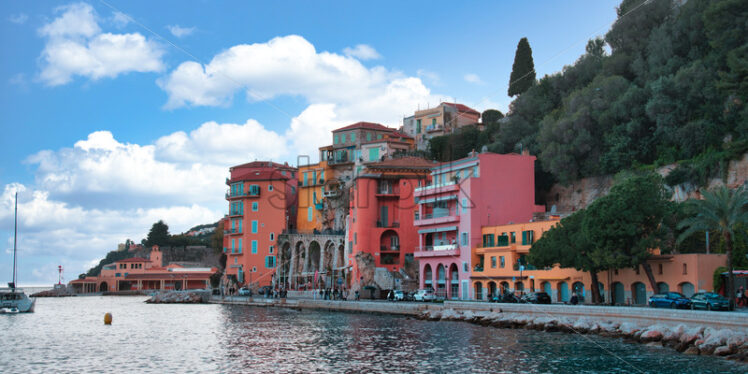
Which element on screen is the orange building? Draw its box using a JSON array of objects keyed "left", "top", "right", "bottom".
[
  {"left": 348, "top": 157, "right": 434, "bottom": 283},
  {"left": 223, "top": 161, "right": 298, "bottom": 289},
  {"left": 471, "top": 218, "right": 728, "bottom": 304},
  {"left": 403, "top": 102, "right": 481, "bottom": 150},
  {"left": 70, "top": 245, "right": 217, "bottom": 292},
  {"left": 296, "top": 160, "right": 341, "bottom": 232}
]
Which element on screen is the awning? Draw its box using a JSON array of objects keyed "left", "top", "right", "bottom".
[{"left": 418, "top": 226, "right": 458, "bottom": 234}]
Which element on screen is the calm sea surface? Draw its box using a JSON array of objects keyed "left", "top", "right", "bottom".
[{"left": 1, "top": 296, "right": 744, "bottom": 373}]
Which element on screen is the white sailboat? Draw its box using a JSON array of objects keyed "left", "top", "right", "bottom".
[{"left": 1, "top": 192, "right": 35, "bottom": 313}]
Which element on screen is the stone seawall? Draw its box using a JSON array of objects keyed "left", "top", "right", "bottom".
[{"left": 209, "top": 297, "right": 748, "bottom": 361}]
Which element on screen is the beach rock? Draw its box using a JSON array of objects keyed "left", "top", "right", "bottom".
[
  {"left": 619, "top": 322, "right": 641, "bottom": 337},
  {"left": 440, "top": 309, "right": 461, "bottom": 321},
  {"left": 146, "top": 290, "right": 209, "bottom": 304},
  {"left": 714, "top": 345, "right": 735, "bottom": 356},
  {"left": 680, "top": 326, "right": 704, "bottom": 345},
  {"left": 683, "top": 346, "right": 700, "bottom": 355},
  {"left": 698, "top": 329, "right": 733, "bottom": 354},
  {"left": 572, "top": 318, "right": 592, "bottom": 333},
  {"left": 640, "top": 329, "right": 664, "bottom": 342}
]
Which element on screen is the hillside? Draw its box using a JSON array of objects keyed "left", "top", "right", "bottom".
[{"left": 429, "top": 0, "right": 747, "bottom": 191}]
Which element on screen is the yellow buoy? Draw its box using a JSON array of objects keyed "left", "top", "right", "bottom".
[{"left": 104, "top": 312, "right": 112, "bottom": 325}]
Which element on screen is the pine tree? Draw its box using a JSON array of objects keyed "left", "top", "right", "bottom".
[{"left": 508, "top": 37, "right": 536, "bottom": 97}]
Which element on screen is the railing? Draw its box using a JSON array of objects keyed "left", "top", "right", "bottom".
[
  {"left": 376, "top": 221, "right": 400, "bottom": 228},
  {"left": 414, "top": 180, "right": 457, "bottom": 193},
  {"left": 281, "top": 229, "right": 346, "bottom": 236},
  {"left": 323, "top": 190, "right": 340, "bottom": 198},
  {"left": 415, "top": 244, "right": 458, "bottom": 252},
  {"left": 513, "top": 264, "right": 538, "bottom": 271},
  {"left": 380, "top": 245, "right": 400, "bottom": 252},
  {"left": 228, "top": 210, "right": 243, "bottom": 217},
  {"left": 224, "top": 228, "right": 241, "bottom": 235}
]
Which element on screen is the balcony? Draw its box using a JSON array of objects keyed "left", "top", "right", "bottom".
[
  {"left": 224, "top": 228, "right": 242, "bottom": 236},
  {"left": 376, "top": 188, "right": 400, "bottom": 198},
  {"left": 413, "top": 213, "right": 459, "bottom": 226},
  {"left": 414, "top": 181, "right": 459, "bottom": 197},
  {"left": 228, "top": 210, "right": 243, "bottom": 217},
  {"left": 376, "top": 221, "right": 400, "bottom": 228},
  {"left": 413, "top": 244, "right": 460, "bottom": 258}
]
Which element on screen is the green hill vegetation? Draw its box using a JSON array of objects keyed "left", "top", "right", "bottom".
[{"left": 429, "top": 0, "right": 747, "bottom": 188}]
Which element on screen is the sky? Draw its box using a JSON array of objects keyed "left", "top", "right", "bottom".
[{"left": 0, "top": 0, "right": 621, "bottom": 285}]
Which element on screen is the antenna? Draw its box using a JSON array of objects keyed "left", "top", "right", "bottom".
[{"left": 12, "top": 192, "right": 17, "bottom": 290}]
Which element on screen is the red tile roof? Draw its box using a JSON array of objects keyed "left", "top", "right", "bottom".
[
  {"left": 232, "top": 170, "right": 290, "bottom": 182},
  {"left": 389, "top": 131, "right": 413, "bottom": 139},
  {"left": 333, "top": 122, "right": 394, "bottom": 132},
  {"left": 230, "top": 161, "right": 296, "bottom": 171},
  {"left": 443, "top": 102, "right": 480, "bottom": 116},
  {"left": 124, "top": 272, "right": 215, "bottom": 280},
  {"left": 117, "top": 257, "right": 151, "bottom": 263}
]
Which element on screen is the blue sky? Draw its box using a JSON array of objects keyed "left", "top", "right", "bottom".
[{"left": 0, "top": 0, "right": 620, "bottom": 285}]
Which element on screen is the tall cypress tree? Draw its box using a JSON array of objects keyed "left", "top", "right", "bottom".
[{"left": 508, "top": 37, "right": 536, "bottom": 97}]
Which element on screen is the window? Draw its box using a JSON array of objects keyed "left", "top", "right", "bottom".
[
  {"left": 368, "top": 147, "right": 379, "bottom": 161},
  {"left": 500, "top": 256, "right": 505, "bottom": 268},
  {"left": 491, "top": 256, "right": 497, "bottom": 268},
  {"left": 350, "top": 133, "right": 356, "bottom": 142},
  {"left": 234, "top": 258, "right": 237, "bottom": 264},
  {"left": 251, "top": 220, "right": 258, "bottom": 233},
  {"left": 521, "top": 230, "right": 534, "bottom": 245},
  {"left": 377, "top": 133, "right": 383, "bottom": 140},
  {"left": 252, "top": 240, "right": 258, "bottom": 254},
  {"left": 510, "top": 232, "right": 516, "bottom": 244},
  {"left": 249, "top": 185, "right": 260, "bottom": 196},
  {"left": 366, "top": 132, "right": 372, "bottom": 141},
  {"left": 461, "top": 232, "right": 468, "bottom": 246},
  {"left": 307, "top": 206, "right": 313, "bottom": 222},
  {"left": 658, "top": 264, "right": 663, "bottom": 275},
  {"left": 462, "top": 198, "right": 467, "bottom": 214},
  {"left": 497, "top": 234, "right": 509, "bottom": 246},
  {"left": 431, "top": 118, "right": 436, "bottom": 125},
  {"left": 115, "top": 273, "right": 121, "bottom": 277},
  {"left": 265, "top": 256, "right": 276, "bottom": 268},
  {"left": 252, "top": 202, "right": 258, "bottom": 211},
  {"left": 238, "top": 239, "right": 243, "bottom": 253},
  {"left": 682, "top": 263, "right": 687, "bottom": 275},
  {"left": 635, "top": 266, "right": 640, "bottom": 275},
  {"left": 463, "top": 262, "right": 468, "bottom": 273},
  {"left": 334, "top": 135, "right": 339, "bottom": 144},
  {"left": 342, "top": 133, "right": 347, "bottom": 143},
  {"left": 269, "top": 246, "right": 274, "bottom": 254},
  {"left": 270, "top": 232, "right": 275, "bottom": 241},
  {"left": 482, "top": 234, "right": 495, "bottom": 247},
  {"left": 354, "top": 232, "right": 357, "bottom": 245},
  {"left": 268, "top": 184, "right": 273, "bottom": 191},
  {"left": 416, "top": 119, "right": 421, "bottom": 134}
]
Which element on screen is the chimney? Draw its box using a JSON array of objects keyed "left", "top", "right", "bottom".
[{"left": 521, "top": 148, "right": 530, "bottom": 156}]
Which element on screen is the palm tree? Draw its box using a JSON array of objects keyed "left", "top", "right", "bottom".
[{"left": 677, "top": 185, "right": 748, "bottom": 308}]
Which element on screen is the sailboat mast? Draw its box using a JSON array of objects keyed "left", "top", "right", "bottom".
[{"left": 13, "top": 192, "right": 17, "bottom": 290}]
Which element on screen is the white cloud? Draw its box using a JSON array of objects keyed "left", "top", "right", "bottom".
[
  {"left": 342, "top": 44, "right": 381, "bottom": 60},
  {"left": 158, "top": 35, "right": 441, "bottom": 155},
  {"left": 38, "top": 2, "right": 164, "bottom": 86},
  {"left": 464, "top": 73, "right": 483, "bottom": 85},
  {"left": 8, "top": 13, "right": 29, "bottom": 24},
  {"left": 167, "top": 24, "right": 195, "bottom": 38}
]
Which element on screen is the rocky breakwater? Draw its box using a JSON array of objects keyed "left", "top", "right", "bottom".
[
  {"left": 417, "top": 308, "right": 748, "bottom": 362},
  {"left": 146, "top": 290, "right": 210, "bottom": 304}
]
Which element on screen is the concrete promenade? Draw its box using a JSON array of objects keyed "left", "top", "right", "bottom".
[{"left": 209, "top": 296, "right": 748, "bottom": 330}]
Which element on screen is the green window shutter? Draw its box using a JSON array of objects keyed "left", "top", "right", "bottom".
[
  {"left": 369, "top": 147, "right": 379, "bottom": 161},
  {"left": 366, "top": 132, "right": 372, "bottom": 141},
  {"left": 335, "top": 135, "right": 339, "bottom": 144},
  {"left": 307, "top": 206, "right": 313, "bottom": 222},
  {"left": 522, "top": 231, "right": 528, "bottom": 245},
  {"left": 351, "top": 133, "right": 356, "bottom": 142}
]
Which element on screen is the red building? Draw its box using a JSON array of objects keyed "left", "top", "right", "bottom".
[
  {"left": 348, "top": 157, "right": 434, "bottom": 286},
  {"left": 223, "top": 161, "right": 298, "bottom": 289}
]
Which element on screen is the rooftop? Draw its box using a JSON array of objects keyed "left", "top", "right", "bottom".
[
  {"left": 229, "top": 161, "right": 296, "bottom": 172},
  {"left": 366, "top": 156, "right": 436, "bottom": 171},
  {"left": 117, "top": 257, "right": 151, "bottom": 263},
  {"left": 332, "top": 121, "right": 394, "bottom": 133},
  {"left": 442, "top": 102, "right": 480, "bottom": 115},
  {"left": 231, "top": 169, "right": 290, "bottom": 182}
]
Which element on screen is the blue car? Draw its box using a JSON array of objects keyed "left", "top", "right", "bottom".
[
  {"left": 648, "top": 292, "right": 691, "bottom": 309},
  {"left": 690, "top": 292, "right": 731, "bottom": 311}
]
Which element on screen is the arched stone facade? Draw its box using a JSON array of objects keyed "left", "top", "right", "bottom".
[{"left": 277, "top": 232, "right": 346, "bottom": 289}]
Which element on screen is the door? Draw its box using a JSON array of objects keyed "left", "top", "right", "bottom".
[
  {"left": 559, "top": 282, "right": 569, "bottom": 302},
  {"left": 613, "top": 282, "right": 625, "bottom": 305},
  {"left": 380, "top": 206, "right": 388, "bottom": 227}
]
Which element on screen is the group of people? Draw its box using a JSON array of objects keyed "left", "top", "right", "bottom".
[
  {"left": 316, "top": 287, "right": 347, "bottom": 300},
  {"left": 737, "top": 286, "right": 748, "bottom": 307}
]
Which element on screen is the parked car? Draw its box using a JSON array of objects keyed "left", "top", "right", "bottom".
[
  {"left": 648, "top": 292, "right": 691, "bottom": 309},
  {"left": 690, "top": 292, "right": 731, "bottom": 311},
  {"left": 521, "top": 292, "right": 551, "bottom": 304},
  {"left": 404, "top": 292, "right": 415, "bottom": 302},
  {"left": 413, "top": 288, "right": 435, "bottom": 302},
  {"left": 392, "top": 290, "right": 405, "bottom": 301},
  {"left": 238, "top": 287, "right": 252, "bottom": 296}
]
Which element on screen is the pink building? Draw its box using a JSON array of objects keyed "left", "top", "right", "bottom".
[{"left": 413, "top": 151, "right": 544, "bottom": 299}]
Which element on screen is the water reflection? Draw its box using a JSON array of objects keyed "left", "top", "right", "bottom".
[{"left": 0, "top": 298, "right": 744, "bottom": 374}]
